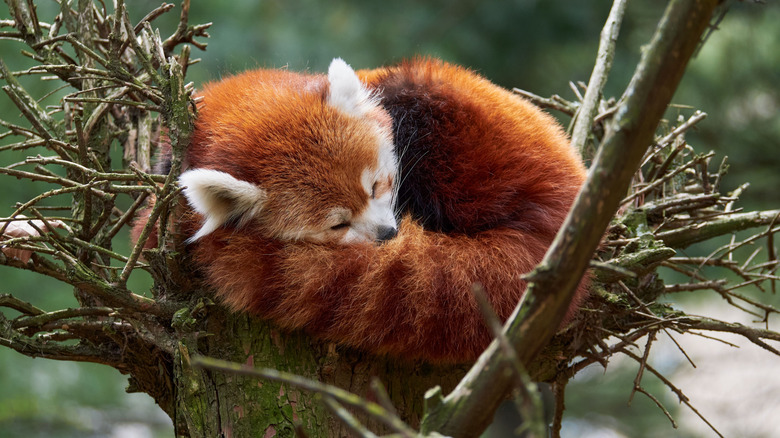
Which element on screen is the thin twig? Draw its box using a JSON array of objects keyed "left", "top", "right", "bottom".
[
  {"left": 618, "top": 348, "right": 724, "bottom": 438},
  {"left": 0, "top": 293, "right": 45, "bottom": 315},
  {"left": 471, "top": 284, "right": 546, "bottom": 437},
  {"left": 628, "top": 331, "right": 656, "bottom": 406},
  {"left": 570, "top": 0, "right": 628, "bottom": 154},
  {"left": 322, "top": 397, "right": 378, "bottom": 438},
  {"left": 118, "top": 186, "right": 181, "bottom": 286},
  {"left": 512, "top": 88, "right": 576, "bottom": 115}
]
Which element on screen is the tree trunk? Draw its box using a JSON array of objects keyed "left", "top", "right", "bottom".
[{"left": 170, "top": 305, "right": 468, "bottom": 437}]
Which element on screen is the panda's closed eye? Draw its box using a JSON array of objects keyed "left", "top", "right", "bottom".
[{"left": 331, "top": 222, "right": 351, "bottom": 230}]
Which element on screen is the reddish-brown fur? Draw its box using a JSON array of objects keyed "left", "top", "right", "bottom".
[
  {"left": 163, "top": 58, "right": 588, "bottom": 363},
  {"left": 185, "top": 69, "right": 386, "bottom": 240}
]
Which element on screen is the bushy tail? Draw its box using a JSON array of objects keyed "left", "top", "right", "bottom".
[{"left": 190, "top": 216, "right": 588, "bottom": 363}]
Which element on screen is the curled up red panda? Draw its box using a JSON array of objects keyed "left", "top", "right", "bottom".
[{"left": 143, "top": 57, "right": 589, "bottom": 363}]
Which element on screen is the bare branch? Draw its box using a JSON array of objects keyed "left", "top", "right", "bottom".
[
  {"left": 0, "top": 293, "right": 44, "bottom": 315},
  {"left": 511, "top": 88, "right": 576, "bottom": 115},
  {"left": 322, "top": 397, "right": 378, "bottom": 438},
  {"left": 472, "top": 284, "right": 545, "bottom": 437},
  {"left": 161, "top": 0, "right": 211, "bottom": 54},
  {"left": 679, "top": 316, "right": 780, "bottom": 356},
  {"left": 12, "top": 306, "right": 116, "bottom": 330},
  {"left": 0, "top": 311, "right": 122, "bottom": 366},
  {"left": 657, "top": 210, "right": 780, "bottom": 249},
  {"left": 570, "top": 0, "right": 628, "bottom": 154},
  {"left": 618, "top": 348, "right": 724, "bottom": 438}
]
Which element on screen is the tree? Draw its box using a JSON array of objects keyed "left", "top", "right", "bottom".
[{"left": 0, "top": 0, "right": 777, "bottom": 436}]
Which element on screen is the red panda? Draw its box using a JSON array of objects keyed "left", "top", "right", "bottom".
[
  {"left": 148, "top": 57, "right": 588, "bottom": 363},
  {"left": 178, "top": 60, "right": 399, "bottom": 245}
]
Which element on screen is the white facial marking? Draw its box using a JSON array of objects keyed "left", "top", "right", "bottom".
[
  {"left": 339, "top": 168, "right": 397, "bottom": 243},
  {"left": 342, "top": 201, "right": 396, "bottom": 243},
  {"left": 179, "top": 169, "right": 267, "bottom": 242}
]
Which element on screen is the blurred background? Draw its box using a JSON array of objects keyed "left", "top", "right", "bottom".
[{"left": 0, "top": 1, "right": 777, "bottom": 437}]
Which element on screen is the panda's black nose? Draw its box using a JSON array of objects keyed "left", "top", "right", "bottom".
[{"left": 376, "top": 225, "right": 398, "bottom": 242}]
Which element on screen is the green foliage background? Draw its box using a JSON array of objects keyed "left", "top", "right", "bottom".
[{"left": 0, "top": 1, "right": 777, "bottom": 436}]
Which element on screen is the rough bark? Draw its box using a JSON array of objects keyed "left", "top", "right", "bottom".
[{"left": 170, "top": 305, "right": 467, "bottom": 436}]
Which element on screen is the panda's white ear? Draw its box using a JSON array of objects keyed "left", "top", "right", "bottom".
[
  {"left": 179, "top": 169, "right": 267, "bottom": 242},
  {"left": 327, "top": 58, "right": 375, "bottom": 117}
]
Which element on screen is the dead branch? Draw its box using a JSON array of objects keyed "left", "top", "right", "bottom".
[{"left": 570, "top": 0, "right": 628, "bottom": 154}]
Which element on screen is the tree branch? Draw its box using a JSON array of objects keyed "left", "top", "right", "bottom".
[
  {"left": 657, "top": 209, "right": 780, "bottom": 248},
  {"left": 679, "top": 316, "right": 780, "bottom": 355},
  {"left": 0, "top": 311, "right": 123, "bottom": 366},
  {"left": 0, "top": 293, "right": 44, "bottom": 315},
  {"left": 12, "top": 306, "right": 115, "bottom": 330},
  {"left": 570, "top": 0, "right": 628, "bottom": 154}
]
